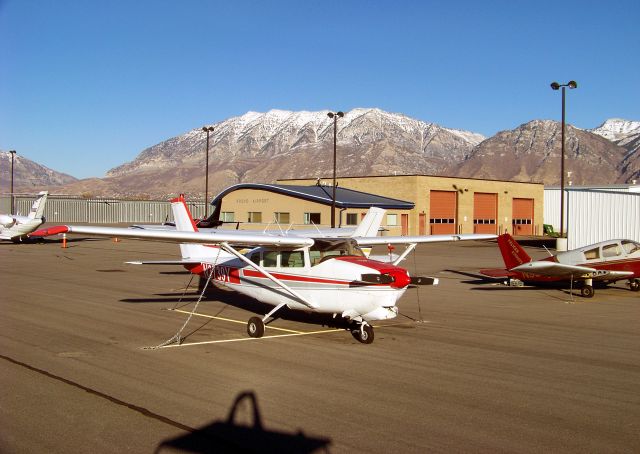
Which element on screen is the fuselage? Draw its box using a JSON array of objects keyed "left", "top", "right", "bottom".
[
  {"left": 517, "top": 239, "right": 640, "bottom": 283},
  {"left": 0, "top": 216, "right": 44, "bottom": 240},
  {"left": 184, "top": 240, "right": 410, "bottom": 322}
]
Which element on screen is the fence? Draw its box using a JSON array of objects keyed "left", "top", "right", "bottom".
[{"left": 0, "top": 194, "right": 207, "bottom": 224}]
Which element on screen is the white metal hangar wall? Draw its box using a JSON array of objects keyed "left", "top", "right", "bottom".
[{"left": 565, "top": 190, "right": 640, "bottom": 249}]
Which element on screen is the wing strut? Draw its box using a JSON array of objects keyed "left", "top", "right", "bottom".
[
  {"left": 219, "top": 242, "right": 318, "bottom": 310},
  {"left": 393, "top": 243, "right": 417, "bottom": 266}
]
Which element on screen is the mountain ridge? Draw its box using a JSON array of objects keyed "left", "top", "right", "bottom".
[{"left": 6, "top": 110, "right": 639, "bottom": 197}]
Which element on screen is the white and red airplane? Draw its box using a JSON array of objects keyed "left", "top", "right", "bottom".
[
  {"left": 31, "top": 195, "right": 496, "bottom": 343},
  {"left": 1, "top": 191, "right": 48, "bottom": 242},
  {"left": 481, "top": 233, "right": 640, "bottom": 297}
]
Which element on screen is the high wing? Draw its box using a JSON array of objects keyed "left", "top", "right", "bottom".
[
  {"left": 355, "top": 233, "right": 497, "bottom": 246},
  {"left": 29, "top": 225, "right": 314, "bottom": 248},
  {"left": 130, "top": 206, "right": 385, "bottom": 239},
  {"left": 511, "top": 261, "right": 634, "bottom": 280}
]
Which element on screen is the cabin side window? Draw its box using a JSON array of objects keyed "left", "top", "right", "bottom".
[
  {"left": 281, "top": 251, "right": 305, "bottom": 268},
  {"left": 584, "top": 248, "right": 599, "bottom": 260},
  {"left": 602, "top": 243, "right": 622, "bottom": 258},
  {"left": 263, "top": 251, "right": 279, "bottom": 267}
]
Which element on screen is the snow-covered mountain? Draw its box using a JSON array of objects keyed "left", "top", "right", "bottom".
[
  {"left": 47, "top": 112, "right": 640, "bottom": 198},
  {"left": 100, "top": 108, "right": 485, "bottom": 198},
  {"left": 590, "top": 119, "right": 640, "bottom": 183}
]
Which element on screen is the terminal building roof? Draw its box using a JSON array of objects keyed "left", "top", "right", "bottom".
[{"left": 211, "top": 183, "right": 415, "bottom": 210}]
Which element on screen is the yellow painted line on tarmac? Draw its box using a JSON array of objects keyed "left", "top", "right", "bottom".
[
  {"left": 161, "top": 309, "right": 424, "bottom": 348},
  {"left": 160, "top": 327, "right": 345, "bottom": 348}
]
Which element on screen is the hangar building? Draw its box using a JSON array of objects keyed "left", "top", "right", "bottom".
[{"left": 213, "top": 175, "right": 544, "bottom": 237}]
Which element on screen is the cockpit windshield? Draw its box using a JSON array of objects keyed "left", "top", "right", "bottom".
[
  {"left": 621, "top": 240, "right": 640, "bottom": 255},
  {"left": 309, "top": 239, "right": 364, "bottom": 265}
]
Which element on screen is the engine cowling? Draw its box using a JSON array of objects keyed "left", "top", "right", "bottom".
[{"left": 0, "top": 214, "right": 16, "bottom": 227}]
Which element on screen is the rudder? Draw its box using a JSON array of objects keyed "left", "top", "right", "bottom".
[{"left": 497, "top": 233, "right": 531, "bottom": 269}]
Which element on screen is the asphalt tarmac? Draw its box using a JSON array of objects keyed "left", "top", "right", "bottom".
[{"left": 1, "top": 235, "right": 639, "bottom": 453}]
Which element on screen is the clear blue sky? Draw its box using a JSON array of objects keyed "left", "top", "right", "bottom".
[{"left": 1, "top": 0, "right": 638, "bottom": 179}]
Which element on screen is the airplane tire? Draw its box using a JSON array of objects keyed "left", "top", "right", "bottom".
[
  {"left": 352, "top": 324, "right": 374, "bottom": 344},
  {"left": 581, "top": 285, "right": 594, "bottom": 298},
  {"left": 247, "top": 317, "right": 265, "bottom": 338},
  {"left": 630, "top": 280, "right": 640, "bottom": 292}
]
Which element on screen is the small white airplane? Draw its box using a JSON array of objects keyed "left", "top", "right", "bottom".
[
  {"left": 31, "top": 195, "right": 496, "bottom": 343},
  {"left": 481, "top": 233, "right": 640, "bottom": 297},
  {"left": 1, "top": 191, "right": 49, "bottom": 242}
]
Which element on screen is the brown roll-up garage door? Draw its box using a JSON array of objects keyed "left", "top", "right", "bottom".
[
  {"left": 430, "top": 190, "right": 457, "bottom": 234},
  {"left": 474, "top": 193, "right": 497, "bottom": 234},
  {"left": 512, "top": 198, "right": 534, "bottom": 235}
]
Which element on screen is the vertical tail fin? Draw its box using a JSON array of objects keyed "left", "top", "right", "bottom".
[
  {"left": 352, "top": 207, "right": 385, "bottom": 238},
  {"left": 171, "top": 195, "right": 215, "bottom": 260},
  {"left": 497, "top": 233, "right": 531, "bottom": 269},
  {"left": 28, "top": 191, "right": 48, "bottom": 220}
]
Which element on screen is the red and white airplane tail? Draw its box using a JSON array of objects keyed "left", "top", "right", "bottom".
[
  {"left": 170, "top": 195, "right": 233, "bottom": 263},
  {"left": 497, "top": 233, "right": 532, "bottom": 269}
]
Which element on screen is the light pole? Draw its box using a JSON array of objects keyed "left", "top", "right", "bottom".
[
  {"left": 202, "top": 126, "right": 214, "bottom": 218},
  {"left": 327, "top": 111, "right": 344, "bottom": 228},
  {"left": 9, "top": 150, "right": 16, "bottom": 213},
  {"left": 550, "top": 80, "right": 577, "bottom": 239}
]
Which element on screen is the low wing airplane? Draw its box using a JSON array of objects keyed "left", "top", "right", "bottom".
[
  {"left": 31, "top": 196, "right": 496, "bottom": 343},
  {"left": 481, "top": 233, "right": 640, "bottom": 297},
  {"left": 1, "top": 191, "right": 48, "bottom": 242}
]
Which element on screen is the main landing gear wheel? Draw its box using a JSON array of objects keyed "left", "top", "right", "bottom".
[
  {"left": 351, "top": 324, "right": 374, "bottom": 344},
  {"left": 630, "top": 280, "right": 640, "bottom": 292},
  {"left": 581, "top": 285, "right": 594, "bottom": 298},
  {"left": 247, "top": 317, "right": 265, "bottom": 338}
]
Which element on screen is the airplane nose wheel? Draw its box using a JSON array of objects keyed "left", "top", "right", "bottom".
[
  {"left": 629, "top": 279, "right": 640, "bottom": 292},
  {"left": 351, "top": 323, "right": 374, "bottom": 344},
  {"left": 247, "top": 317, "right": 265, "bottom": 338}
]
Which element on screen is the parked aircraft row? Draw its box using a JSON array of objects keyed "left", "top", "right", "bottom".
[
  {"left": 14, "top": 190, "right": 639, "bottom": 344},
  {"left": 31, "top": 196, "right": 496, "bottom": 343}
]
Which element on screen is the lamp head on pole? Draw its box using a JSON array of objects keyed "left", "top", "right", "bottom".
[
  {"left": 550, "top": 81, "right": 578, "bottom": 90},
  {"left": 202, "top": 126, "right": 214, "bottom": 132}
]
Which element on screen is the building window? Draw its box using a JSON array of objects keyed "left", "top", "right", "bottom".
[
  {"left": 346, "top": 213, "right": 358, "bottom": 225},
  {"left": 304, "top": 212, "right": 321, "bottom": 225},
  {"left": 473, "top": 219, "right": 496, "bottom": 224},
  {"left": 429, "top": 218, "right": 455, "bottom": 224},
  {"left": 274, "top": 212, "right": 290, "bottom": 224},
  {"left": 387, "top": 214, "right": 398, "bottom": 226},
  {"left": 248, "top": 212, "right": 262, "bottom": 223},
  {"left": 221, "top": 212, "right": 235, "bottom": 222}
]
